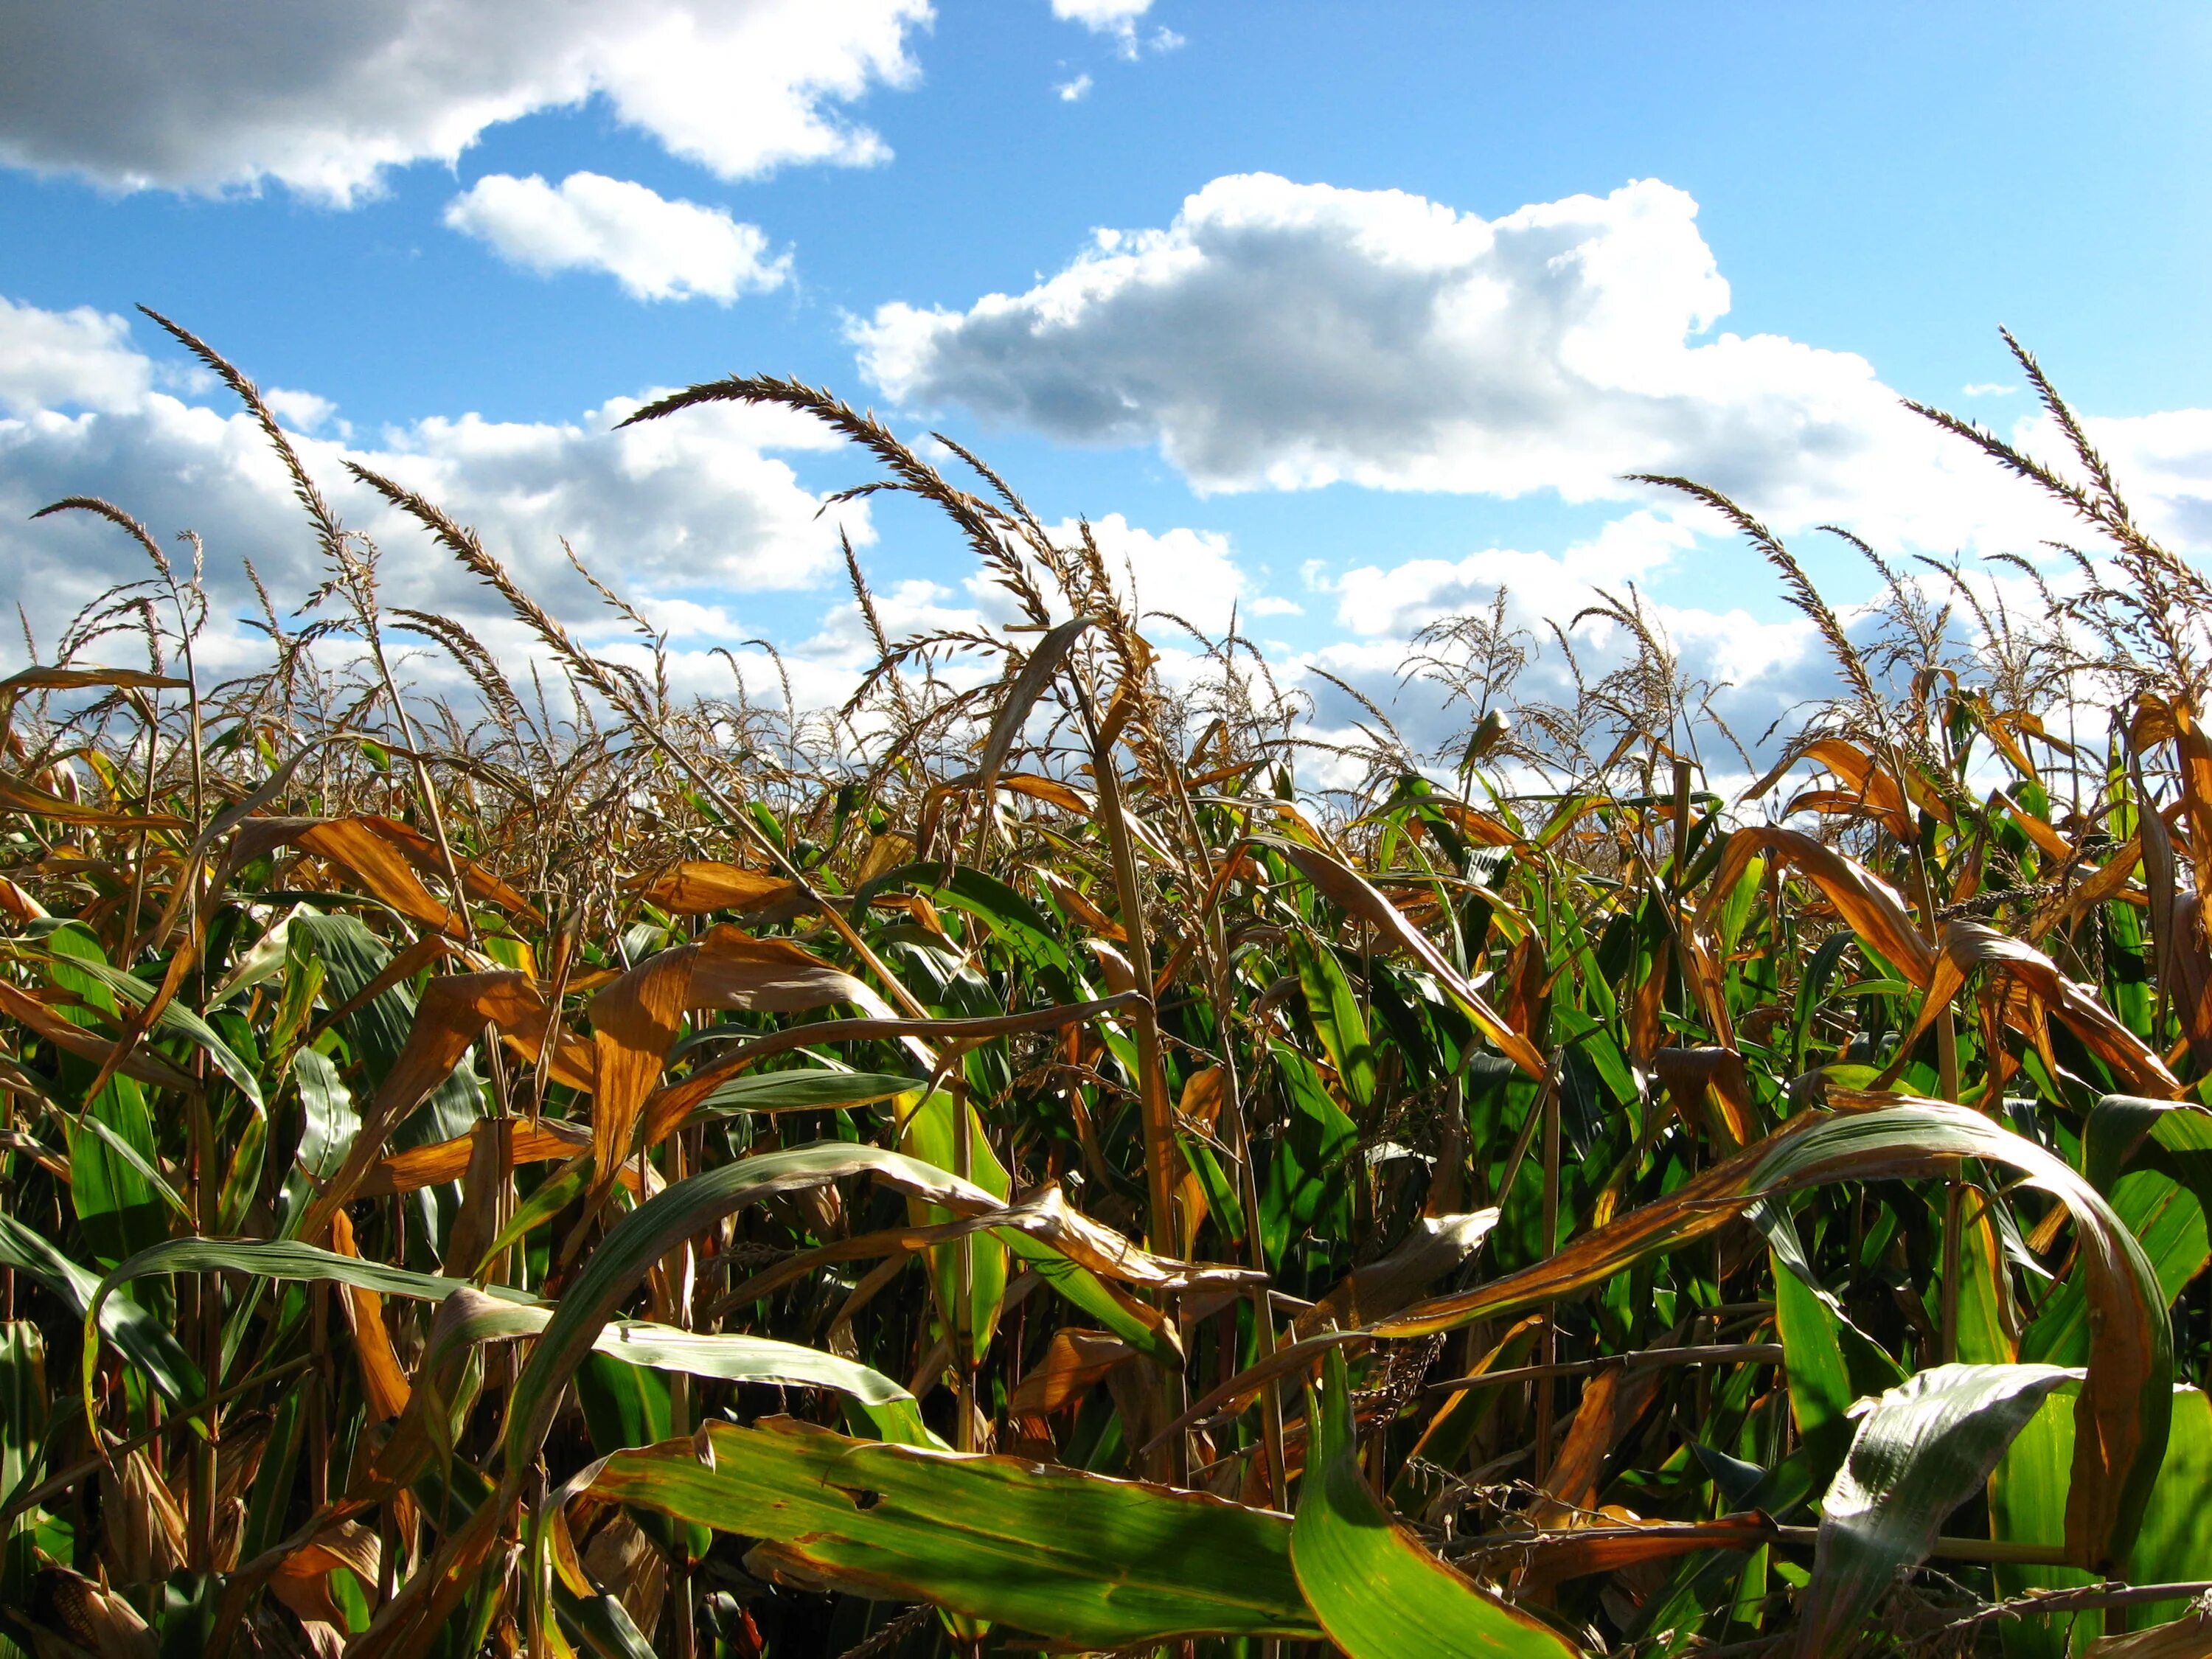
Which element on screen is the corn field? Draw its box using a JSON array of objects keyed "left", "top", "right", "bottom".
[{"left": 1, "top": 313, "right": 2209, "bottom": 1659}]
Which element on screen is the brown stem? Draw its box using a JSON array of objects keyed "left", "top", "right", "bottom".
[
  {"left": 1090, "top": 743, "right": 1186, "bottom": 1482},
  {"left": 1531, "top": 1072, "right": 1561, "bottom": 1488}
]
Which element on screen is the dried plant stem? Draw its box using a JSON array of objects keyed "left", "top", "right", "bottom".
[{"left": 1090, "top": 734, "right": 1187, "bottom": 1482}]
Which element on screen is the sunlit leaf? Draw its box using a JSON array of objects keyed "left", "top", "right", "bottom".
[
  {"left": 588, "top": 1416, "right": 1319, "bottom": 1644},
  {"left": 1291, "top": 1346, "right": 1580, "bottom": 1659},
  {"left": 1797, "top": 1363, "right": 2080, "bottom": 1659}
]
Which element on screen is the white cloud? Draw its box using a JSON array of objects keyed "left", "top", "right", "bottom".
[
  {"left": 1294, "top": 507, "right": 1835, "bottom": 773},
  {"left": 0, "top": 297, "right": 1307, "bottom": 730},
  {"left": 0, "top": 296, "right": 154, "bottom": 417},
  {"left": 1049, "top": 0, "right": 1175, "bottom": 58},
  {"left": 1052, "top": 0, "right": 1153, "bottom": 28},
  {"left": 1055, "top": 74, "right": 1094, "bottom": 102},
  {"left": 1329, "top": 509, "right": 1697, "bottom": 639},
  {"left": 2087, "top": 408, "right": 2212, "bottom": 550},
  {"left": 0, "top": 0, "right": 931, "bottom": 204},
  {"left": 444, "top": 173, "right": 789, "bottom": 303},
  {"left": 1060, "top": 512, "right": 1284, "bottom": 638},
  {"left": 1962, "top": 382, "right": 2020, "bottom": 397},
  {"left": 262, "top": 388, "right": 338, "bottom": 432},
  {"left": 857, "top": 173, "right": 2171, "bottom": 554},
  {"left": 358, "top": 392, "right": 855, "bottom": 596},
  {"left": 0, "top": 296, "right": 869, "bottom": 686}
]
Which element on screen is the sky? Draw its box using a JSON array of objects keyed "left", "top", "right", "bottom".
[{"left": 3, "top": 1, "right": 2210, "bottom": 776}]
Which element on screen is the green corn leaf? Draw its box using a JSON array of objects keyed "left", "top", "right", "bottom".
[
  {"left": 687, "top": 1069, "right": 923, "bottom": 1117},
  {"left": 898, "top": 1089, "right": 1009, "bottom": 1366},
  {"left": 594, "top": 1323, "right": 942, "bottom": 1447},
  {"left": 1290, "top": 1346, "right": 1581, "bottom": 1659},
  {"left": 291, "top": 1046, "right": 359, "bottom": 1180},
  {"left": 217, "top": 1102, "right": 267, "bottom": 1235},
  {"left": 47, "top": 951, "right": 263, "bottom": 1107},
  {"left": 588, "top": 1416, "right": 1319, "bottom": 1644},
  {"left": 2085, "top": 1095, "right": 2212, "bottom": 1217},
  {"left": 65, "top": 1073, "right": 165, "bottom": 1265},
  {"left": 501, "top": 1143, "right": 999, "bottom": 1489},
  {"left": 1770, "top": 1251, "right": 1854, "bottom": 1478},
  {"left": 66, "top": 1104, "right": 189, "bottom": 1222},
  {"left": 1989, "top": 1394, "right": 2098, "bottom": 1659},
  {"left": 429, "top": 1287, "right": 939, "bottom": 1447},
  {"left": 0, "top": 1211, "right": 198, "bottom": 1404},
  {"left": 0, "top": 1321, "right": 48, "bottom": 1615},
  {"left": 2118, "top": 1386, "right": 2212, "bottom": 1631},
  {"left": 1800, "top": 1363, "right": 2081, "bottom": 1659},
  {"left": 1293, "top": 936, "right": 1377, "bottom": 1112}
]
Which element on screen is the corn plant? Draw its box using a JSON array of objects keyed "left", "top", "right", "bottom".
[{"left": 0, "top": 316, "right": 2208, "bottom": 1659}]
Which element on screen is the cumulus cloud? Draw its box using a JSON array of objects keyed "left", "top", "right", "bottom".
[
  {"left": 0, "top": 0, "right": 930, "bottom": 204},
  {"left": 856, "top": 173, "right": 2177, "bottom": 554},
  {"left": 444, "top": 173, "right": 789, "bottom": 302},
  {"left": 0, "top": 296, "right": 154, "bottom": 416},
  {"left": 260, "top": 388, "right": 340, "bottom": 433},
  {"left": 0, "top": 296, "right": 869, "bottom": 686},
  {"left": 1055, "top": 74, "right": 1094, "bottom": 102}
]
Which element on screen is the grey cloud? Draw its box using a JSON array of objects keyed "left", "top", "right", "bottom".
[{"left": 0, "top": 0, "right": 929, "bottom": 202}]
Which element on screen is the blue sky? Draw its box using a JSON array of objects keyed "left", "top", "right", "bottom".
[{"left": 3, "top": 1, "right": 2208, "bottom": 764}]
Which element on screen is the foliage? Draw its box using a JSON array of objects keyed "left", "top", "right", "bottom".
[{"left": 1, "top": 316, "right": 2209, "bottom": 1658}]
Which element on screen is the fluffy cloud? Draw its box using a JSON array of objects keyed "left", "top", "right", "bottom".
[
  {"left": 857, "top": 173, "right": 2180, "bottom": 554},
  {"left": 0, "top": 297, "right": 867, "bottom": 684},
  {"left": 0, "top": 0, "right": 930, "bottom": 204},
  {"left": 444, "top": 173, "right": 789, "bottom": 302},
  {"left": 0, "top": 297, "right": 154, "bottom": 416}
]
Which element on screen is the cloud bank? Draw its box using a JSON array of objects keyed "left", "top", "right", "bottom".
[
  {"left": 8, "top": 162, "right": 2211, "bottom": 764},
  {"left": 0, "top": 297, "right": 869, "bottom": 689}
]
